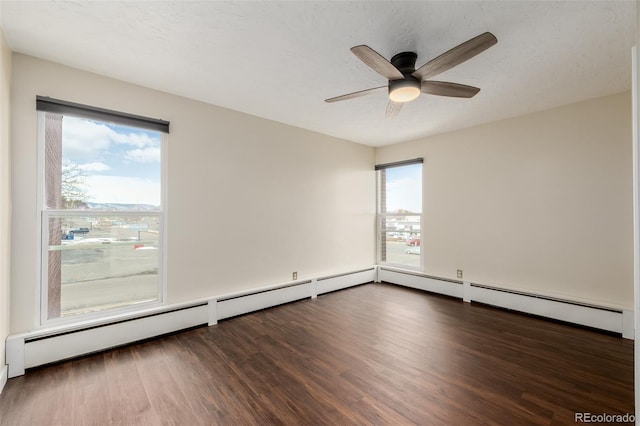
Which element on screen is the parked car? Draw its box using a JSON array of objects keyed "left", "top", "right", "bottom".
[
  {"left": 71, "top": 227, "right": 90, "bottom": 234},
  {"left": 405, "top": 246, "right": 421, "bottom": 255},
  {"left": 406, "top": 237, "right": 420, "bottom": 246}
]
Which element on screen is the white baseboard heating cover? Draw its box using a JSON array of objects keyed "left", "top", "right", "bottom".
[
  {"left": 6, "top": 303, "right": 209, "bottom": 379},
  {"left": 379, "top": 267, "right": 630, "bottom": 337},
  {"left": 0, "top": 365, "right": 7, "bottom": 394},
  {"left": 6, "top": 267, "right": 375, "bottom": 378}
]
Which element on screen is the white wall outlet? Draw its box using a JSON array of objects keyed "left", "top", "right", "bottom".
[
  {"left": 457, "top": 269, "right": 463, "bottom": 279},
  {"left": 293, "top": 272, "right": 297, "bottom": 280}
]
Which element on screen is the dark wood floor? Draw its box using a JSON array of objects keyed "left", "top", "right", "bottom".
[{"left": 0, "top": 283, "right": 634, "bottom": 425}]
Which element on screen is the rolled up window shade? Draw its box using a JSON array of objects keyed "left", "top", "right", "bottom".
[
  {"left": 36, "top": 96, "right": 170, "bottom": 133},
  {"left": 375, "top": 158, "right": 423, "bottom": 170}
]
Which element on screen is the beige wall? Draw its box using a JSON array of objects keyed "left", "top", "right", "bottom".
[
  {"left": 377, "top": 92, "right": 633, "bottom": 309},
  {"left": 0, "top": 30, "right": 11, "bottom": 367},
  {"left": 10, "top": 54, "right": 376, "bottom": 333},
  {"left": 9, "top": 51, "right": 633, "bottom": 333}
]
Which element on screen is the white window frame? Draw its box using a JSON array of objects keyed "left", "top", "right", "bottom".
[
  {"left": 376, "top": 160, "right": 424, "bottom": 271},
  {"left": 36, "top": 110, "right": 168, "bottom": 327}
]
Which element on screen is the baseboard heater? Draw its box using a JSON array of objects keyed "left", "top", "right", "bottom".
[
  {"left": 6, "top": 302, "right": 210, "bottom": 378},
  {"left": 379, "top": 267, "right": 631, "bottom": 336},
  {"left": 215, "top": 267, "right": 376, "bottom": 320},
  {"left": 468, "top": 283, "right": 625, "bottom": 334},
  {"left": 216, "top": 281, "right": 313, "bottom": 320},
  {"left": 0, "top": 365, "right": 7, "bottom": 395},
  {"left": 317, "top": 268, "right": 376, "bottom": 295},
  {"left": 378, "top": 267, "right": 464, "bottom": 298},
  {"left": 6, "top": 267, "right": 376, "bottom": 378}
]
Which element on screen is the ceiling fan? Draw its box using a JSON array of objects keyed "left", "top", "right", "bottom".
[{"left": 325, "top": 32, "right": 497, "bottom": 118}]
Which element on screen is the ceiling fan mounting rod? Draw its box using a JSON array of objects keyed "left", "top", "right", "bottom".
[{"left": 390, "top": 51, "right": 417, "bottom": 74}]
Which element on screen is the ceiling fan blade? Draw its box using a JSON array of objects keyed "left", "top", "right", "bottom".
[
  {"left": 385, "top": 101, "right": 403, "bottom": 118},
  {"left": 325, "top": 86, "right": 387, "bottom": 103},
  {"left": 412, "top": 32, "right": 497, "bottom": 81},
  {"left": 351, "top": 45, "right": 404, "bottom": 80},
  {"left": 421, "top": 81, "right": 480, "bottom": 98}
]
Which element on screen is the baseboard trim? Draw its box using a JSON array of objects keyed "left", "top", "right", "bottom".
[
  {"left": 217, "top": 281, "right": 313, "bottom": 320},
  {"left": 317, "top": 268, "right": 376, "bottom": 295},
  {"left": 379, "top": 267, "right": 463, "bottom": 299},
  {"left": 5, "top": 304, "right": 210, "bottom": 378},
  {"left": 469, "top": 283, "right": 622, "bottom": 334},
  {"left": 379, "top": 267, "right": 629, "bottom": 336},
  {"left": 0, "top": 365, "right": 7, "bottom": 394},
  {"left": 6, "top": 266, "right": 375, "bottom": 378}
]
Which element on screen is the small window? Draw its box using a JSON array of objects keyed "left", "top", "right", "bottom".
[
  {"left": 37, "top": 97, "right": 169, "bottom": 323},
  {"left": 377, "top": 159, "right": 423, "bottom": 269}
]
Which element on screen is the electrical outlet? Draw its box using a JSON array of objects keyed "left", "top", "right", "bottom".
[
  {"left": 293, "top": 272, "right": 297, "bottom": 280},
  {"left": 457, "top": 269, "right": 463, "bottom": 279}
]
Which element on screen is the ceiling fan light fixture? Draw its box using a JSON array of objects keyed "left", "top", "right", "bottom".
[{"left": 388, "top": 77, "right": 421, "bottom": 103}]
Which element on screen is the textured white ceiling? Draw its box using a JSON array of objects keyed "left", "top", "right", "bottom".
[{"left": 1, "top": 1, "right": 636, "bottom": 147}]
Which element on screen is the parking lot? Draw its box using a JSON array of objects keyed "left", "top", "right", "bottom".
[
  {"left": 383, "top": 241, "right": 421, "bottom": 268},
  {"left": 56, "top": 225, "right": 160, "bottom": 316}
]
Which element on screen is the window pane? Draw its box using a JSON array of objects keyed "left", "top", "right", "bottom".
[
  {"left": 45, "top": 113, "right": 161, "bottom": 210},
  {"left": 47, "top": 215, "right": 160, "bottom": 317},
  {"left": 382, "top": 163, "right": 422, "bottom": 214},
  {"left": 380, "top": 216, "right": 421, "bottom": 268},
  {"left": 378, "top": 163, "right": 422, "bottom": 268}
]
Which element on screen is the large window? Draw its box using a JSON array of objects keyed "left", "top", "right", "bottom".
[
  {"left": 37, "top": 97, "right": 169, "bottom": 323},
  {"left": 377, "top": 159, "right": 423, "bottom": 269}
]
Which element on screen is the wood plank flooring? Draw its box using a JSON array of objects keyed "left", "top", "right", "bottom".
[{"left": 0, "top": 283, "right": 634, "bottom": 425}]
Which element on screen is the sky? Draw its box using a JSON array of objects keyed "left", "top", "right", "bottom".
[
  {"left": 61, "top": 116, "right": 161, "bottom": 206},
  {"left": 384, "top": 163, "right": 422, "bottom": 213}
]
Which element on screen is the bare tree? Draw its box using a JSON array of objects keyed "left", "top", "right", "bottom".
[{"left": 61, "top": 160, "right": 88, "bottom": 209}]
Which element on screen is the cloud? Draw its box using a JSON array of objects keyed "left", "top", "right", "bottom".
[
  {"left": 62, "top": 116, "right": 160, "bottom": 159},
  {"left": 62, "top": 117, "right": 113, "bottom": 154},
  {"left": 112, "top": 132, "right": 157, "bottom": 148},
  {"left": 84, "top": 175, "right": 160, "bottom": 206},
  {"left": 125, "top": 147, "right": 161, "bottom": 163},
  {"left": 78, "top": 162, "right": 111, "bottom": 172}
]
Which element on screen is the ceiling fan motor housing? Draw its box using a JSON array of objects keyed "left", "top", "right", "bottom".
[{"left": 388, "top": 51, "right": 421, "bottom": 102}]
